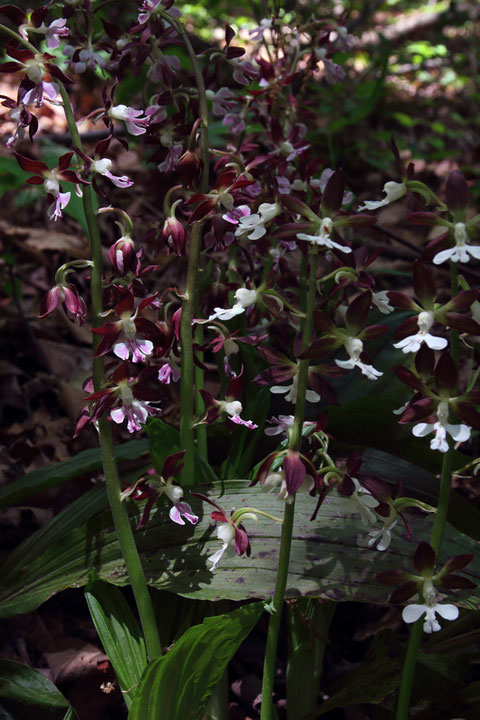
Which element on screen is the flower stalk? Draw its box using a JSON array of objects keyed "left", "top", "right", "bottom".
[
  {"left": 59, "top": 82, "right": 162, "bottom": 660},
  {"left": 260, "top": 249, "right": 318, "bottom": 720},
  {"left": 166, "top": 11, "right": 210, "bottom": 482},
  {"left": 396, "top": 254, "right": 459, "bottom": 718}
]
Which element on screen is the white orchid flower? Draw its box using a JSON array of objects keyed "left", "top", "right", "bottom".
[{"left": 393, "top": 311, "right": 448, "bottom": 354}]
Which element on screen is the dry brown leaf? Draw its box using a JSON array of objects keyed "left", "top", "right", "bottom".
[
  {"left": 45, "top": 640, "right": 109, "bottom": 683},
  {"left": 0, "top": 221, "right": 89, "bottom": 257}
]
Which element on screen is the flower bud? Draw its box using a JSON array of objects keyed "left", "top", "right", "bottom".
[
  {"left": 177, "top": 150, "right": 202, "bottom": 188},
  {"left": 108, "top": 235, "right": 137, "bottom": 275},
  {"left": 162, "top": 215, "right": 187, "bottom": 256}
]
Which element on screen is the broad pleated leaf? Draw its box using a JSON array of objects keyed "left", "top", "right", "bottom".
[
  {"left": 128, "top": 603, "right": 262, "bottom": 720},
  {"left": 0, "top": 438, "right": 148, "bottom": 509},
  {"left": 85, "top": 577, "right": 147, "bottom": 709},
  {"left": 0, "top": 659, "right": 71, "bottom": 712},
  {"left": 0, "top": 476, "right": 479, "bottom": 617}
]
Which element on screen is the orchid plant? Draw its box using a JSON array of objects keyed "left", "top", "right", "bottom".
[{"left": 0, "top": 2, "right": 479, "bottom": 720}]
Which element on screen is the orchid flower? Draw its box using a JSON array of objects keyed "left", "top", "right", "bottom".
[
  {"left": 109, "top": 104, "right": 150, "bottom": 135},
  {"left": 357, "top": 180, "right": 406, "bottom": 211},
  {"left": 90, "top": 158, "right": 133, "bottom": 188},
  {"left": 234, "top": 202, "right": 281, "bottom": 240},
  {"left": 393, "top": 311, "right": 448, "bottom": 354},
  {"left": 335, "top": 337, "right": 383, "bottom": 380},
  {"left": 412, "top": 400, "right": 471, "bottom": 453},
  {"left": 433, "top": 222, "right": 480, "bottom": 265},
  {"left": 208, "top": 287, "right": 258, "bottom": 321},
  {"left": 121, "top": 452, "right": 198, "bottom": 528},
  {"left": 402, "top": 602, "right": 459, "bottom": 633}
]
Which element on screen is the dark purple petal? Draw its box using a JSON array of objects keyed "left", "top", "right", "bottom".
[
  {"left": 442, "top": 553, "right": 474, "bottom": 572},
  {"left": 452, "top": 401, "right": 480, "bottom": 430},
  {"left": 445, "top": 169, "right": 469, "bottom": 212},
  {"left": 436, "top": 575, "right": 476, "bottom": 590},
  {"left": 284, "top": 450, "right": 306, "bottom": 495},
  {"left": 345, "top": 291, "right": 372, "bottom": 335},
  {"left": 444, "top": 313, "right": 480, "bottom": 336},
  {"left": 434, "top": 352, "right": 457, "bottom": 396},
  {"left": 361, "top": 324, "right": 388, "bottom": 340},
  {"left": 389, "top": 581, "right": 421, "bottom": 604},
  {"left": 161, "top": 450, "right": 185, "bottom": 480},
  {"left": 298, "top": 337, "right": 341, "bottom": 360},
  {"left": 190, "top": 491, "right": 227, "bottom": 519},
  {"left": 234, "top": 525, "right": 250, "bottom": 556},
  {"left": 14, "top": 151, "right": 48, "bottom": 175},
  {"left": 321, "top": 168, "right": 344, "bottom": 216},
  {"left": 413, "top": 541, "right": 435, "bottom": 574},
  {"left": 376, "top": 569, "right": 411, "bottom": 586},
  {"left": 387, "top": 291, "right": 417, "bottom": 311},
  {"left": 407, "top": 211, "right": 443, "bottom": 227},
  {"left": 393, "top": 366, "right": 428, "bottom": 393},
  {"left": 415, "top": 345, "right": 435, "bottom": 380},
  {"left": 413, "top": 261, "right": 436, "bottom": 308},
  {"left": 0, "top": 4, "right": 27, "bottom": 24}
]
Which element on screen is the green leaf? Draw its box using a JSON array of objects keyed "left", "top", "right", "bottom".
[
  {"left": 146, "top": 420, "right": 180, "bottom": 473},
  {"left": 85, "top": 576, "right": 147, "bottom": 709},
  {"left": 0, "top": 660, "right": 71, "bottom": 717},
  {"left": 286, "top": 599, "right": 336, "bottom": 720},
  {"left": 128, "top": 603, "right": 263, "bottom": 720},
  {"left": 1, "top": 485, "right": 108, "bottom": 581},
  {"left": 1, "top": 478, "right": 480, "bottom": 617},
  {"left": 0, "top": 439, "right": 148, "bottom": 509}
]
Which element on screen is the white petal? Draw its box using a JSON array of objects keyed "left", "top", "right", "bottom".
[
  {"left": 335, "top": 358, "right": 356, "bottom": 370},
  {"left": 393, "top": 335, "right": 422, "bottom": 353},
  {"left": 434, "top": 603, "right": 459, "bottom": 621},
  {"left": 305, "top": 389, "right": 321, "bottom": 403},
  {"left": 270, "top": 385, "right": 289, "bottom": 394},
  {"left": 208, "top": 305, "right": 245, "bottom": 321},
  {"left": 433, "top": 248, "right": 455, "bottom": 265},
  {"left": 412, "top": 422, "right": 435, "bottom": 438},
  {"left": 208, "top": 545, "right": 227, "bottom": 572},
  {"left": 113, "top": 342, "right": 130, "bottom": 360},
  {"left": 446, "top": 423, "right": 470, "bottom": 442},
  {"left": 110, "top": 407, "right": 126, "bottom": 424},
  {"left": 424, "top": 334, "right": 448, "bottom": 350},
  {"left": 402, "top": 604, "right": 426, "bottom": 624},
  {"left": 467, "top": 245, "right": 480, "bottom": 259},
  {"left": 357, "top": 199, "right": 389, "bottom": 211}
]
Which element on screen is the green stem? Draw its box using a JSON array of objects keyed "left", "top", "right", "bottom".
[
  {"left": 396, "top": 250, "right": 458, "bottom": 717},
  {"left": 260, "top": 251, "right": 317, "bottom": 720},
  {"left": 180, "top": 221, "right": 203, "bottom": 485},
  {"left": 0, "top": 23, "right": 38, "bottom": 53},
  {"left": 195, "top": 322, "right": 208, "bottom": 460},
  {"left": 395, "top": 447, "right": 453, "bottom": 720},
  {"left": 430, "top": 443, "right": 454, "bottom": 555},
  {"left": 395, "top": 621, "right": 423, "bottom": 720},
  {"left": 162, "top": 11, "right": 210, "bottom": 481},
  {"left": 59, "top": 83, "right": 161, "bottom": 660},
  {"left": 449, "top": 261, "right": 459, "bottom": 374}
]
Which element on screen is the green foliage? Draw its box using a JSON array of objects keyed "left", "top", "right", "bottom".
[
  {"left": 127, "top": 603, "right": 263, "bottom": 720},
  {"left": 85, "top": 576, "right": 147, "bottom": 709},
  {"left": 286, "top": 599, "right": 336, "bottom": 720},
  {"left": 0, "top": 438, "right": 148, "bottom": 509},
  {"left": 1, "top": 476, "right": 479, "bottom": 616},
  {"left": 0, "top": 659, "right": 72, "bottom": 720}
]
